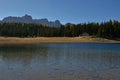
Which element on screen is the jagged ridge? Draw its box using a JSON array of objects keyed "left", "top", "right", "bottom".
[{"left": 2, "top": 14, "right": 61, "bottom": 27}]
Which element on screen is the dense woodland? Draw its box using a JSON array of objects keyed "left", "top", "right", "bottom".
[{"left": 0, "top": 20, "right": 120, "bottom": 39}]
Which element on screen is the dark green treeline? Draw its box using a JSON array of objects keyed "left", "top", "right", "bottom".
[{"left": 0, "top": 20, "right": 120, "bottom": 39}]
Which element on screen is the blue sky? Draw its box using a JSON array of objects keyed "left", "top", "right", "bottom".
[{"left": 0, "top": 0, "right": 120, "bottom": 24}]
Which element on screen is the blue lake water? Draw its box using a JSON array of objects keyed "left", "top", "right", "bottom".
[{"left": 0, "top": 43, "right": 120, "bottom": 80}]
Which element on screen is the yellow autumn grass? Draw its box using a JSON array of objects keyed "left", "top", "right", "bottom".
[{"left": 0, "top": 36, "right": 119, "bottom": 45}]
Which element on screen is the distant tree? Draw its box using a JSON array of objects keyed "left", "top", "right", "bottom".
[{"left": 0, "top": 20, "right": 119, "bottom": 39}]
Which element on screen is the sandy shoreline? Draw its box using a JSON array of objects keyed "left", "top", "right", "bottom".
[{"left": 0, "top": 36, "right": 119, "bottom": 45}]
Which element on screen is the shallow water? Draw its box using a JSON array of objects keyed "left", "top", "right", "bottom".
[{"left": 0, "top": 43, "right": 120, "bottom": 80}]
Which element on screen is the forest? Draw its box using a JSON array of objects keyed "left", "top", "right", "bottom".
[{"left": 0, "top": 20, "right": 120, "bottom": 39}]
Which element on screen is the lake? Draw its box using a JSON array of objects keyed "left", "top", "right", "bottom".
[{"left": 0, "top": 43, "right": 120, "bottom": 80}]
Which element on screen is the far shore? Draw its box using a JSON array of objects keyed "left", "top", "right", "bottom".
[{"left": 0, "top": 36, "right": 119, "bottom": 45}]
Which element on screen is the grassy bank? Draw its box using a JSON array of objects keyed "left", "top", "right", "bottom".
[{"left": 0, "top": 36, "right": 119, "bottom": 45}]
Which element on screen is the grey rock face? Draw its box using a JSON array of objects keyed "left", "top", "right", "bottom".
[{"left": 2, "top": 14, "right": 61, "bottom": 27}]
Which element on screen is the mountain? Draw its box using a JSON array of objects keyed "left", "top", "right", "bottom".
[{"left": 2, "top": 14, "right": 61, "bottom": 27}]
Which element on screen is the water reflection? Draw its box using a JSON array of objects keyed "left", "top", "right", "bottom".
[
  {"left": 0, "top": 43, "right": 120, "bottom": 80},
  {"left": 0, "top": 45, "right": 48, "bottom": 66}
]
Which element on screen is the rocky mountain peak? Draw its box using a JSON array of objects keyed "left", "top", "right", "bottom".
[
  {"left": 22, "top": 14, "right": 32, "bottom": 20},
  {"left": 2, "top": 14, "right": 61, "bottom": 27}
]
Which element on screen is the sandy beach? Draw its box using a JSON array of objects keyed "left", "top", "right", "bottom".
[{"left": 0, "top": 36, "right": 119, "bottom": 45}]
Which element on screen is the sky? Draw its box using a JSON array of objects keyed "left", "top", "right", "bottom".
[{"left": 0, "top": 0, "right": 120, "bottom": 24}]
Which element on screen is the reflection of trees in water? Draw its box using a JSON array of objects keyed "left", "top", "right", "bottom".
[
  {"left": 0, "top": 44, "right": 49, "bottom": 66},
  {"left": 0, "top": 44, "right": 120, "bottom": 68}
]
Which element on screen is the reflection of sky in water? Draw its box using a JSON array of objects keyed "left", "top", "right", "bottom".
[{"left": 0, "top": 43, "right": 120, "bottom": 80}]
